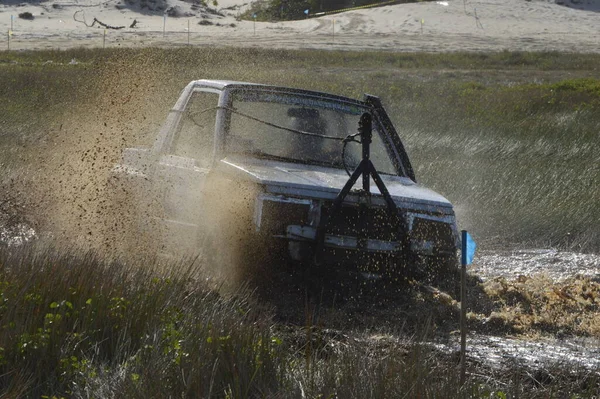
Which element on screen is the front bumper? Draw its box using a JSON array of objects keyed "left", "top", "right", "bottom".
[
  {"left": 287, "top": 225, "right": 401, "bottom": 252},
  {"left": 254, "top": 193, "right": 459, "bottom": 262}
]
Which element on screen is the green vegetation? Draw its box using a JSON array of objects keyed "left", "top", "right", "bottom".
[
  {"left": 1, "top": 48, "right": 599, "bottom": 396},
  {"left": 1, "top": 248, "right": 598, "bottom": 398},
  {"left": 244, "top": 0, "right": 430, "bottom": 21},
  {"left": 0, "top": 249, "right": 283, "bottom": 397}
]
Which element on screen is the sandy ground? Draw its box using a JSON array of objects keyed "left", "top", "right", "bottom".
[{"left": 0, "top": 0, "right": 599, "bottom": 52}]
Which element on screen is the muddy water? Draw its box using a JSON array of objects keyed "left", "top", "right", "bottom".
[
  {"left": 435, "top": 334, "right": 600, "bottom": 371},
  {"left": 0, "top": 222, "right": 36, "bottom": 247},
  {"left": 0, "top": 200, "right": 37, "bottom": 247},
  {"left": 472, "top": 249, "right": 600, "bottom": 282},
  {"left": 440, "top": 250, "right": 600, "bottom": 371}
]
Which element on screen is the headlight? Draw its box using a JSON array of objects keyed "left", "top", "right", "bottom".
[
  {"left": 409, "top": 215, "right": 457, "bottom": 255},
  {"left": 254, "top": 194, "right": 312, "bottom": 235}
]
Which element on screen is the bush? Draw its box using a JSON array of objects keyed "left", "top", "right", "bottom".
[
  {"left": 244, "top": 0, "right": 425, "bottom": 21},
  {"left": 18, "top": 12, "right": 34, "bottom": 20}
]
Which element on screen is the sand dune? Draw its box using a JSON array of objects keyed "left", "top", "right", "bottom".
[{"left": 0, "top": 0, "right": 598, "bottom": 52}]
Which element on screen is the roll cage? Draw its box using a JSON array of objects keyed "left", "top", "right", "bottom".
[{"left": 152, "top": 80, "right": 416, "bottom": 182}]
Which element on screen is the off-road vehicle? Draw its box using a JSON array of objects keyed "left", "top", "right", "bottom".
[{"left": 111, "top": 80, "right": 459, "bottom": 284}]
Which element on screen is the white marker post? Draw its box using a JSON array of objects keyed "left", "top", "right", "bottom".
[
  {"left": 187, "top": 19, "right": 190, "bottom": 46},
  {"left": 420, "top": 18, "right": 424, "bottom": 34},
  {"left": 460, "top": 230, "right": 477, "bottom": 386},
  {"left": 11, "top": 15, "right": 14, "bottom": 32},
  {"left": 163, "top": 14, "right": 166, "bottom": 37},
  {"left": 253, "top": 13, "right": 257, "bottom": 36},
  {"left": 332, "top": 18, "right": 335, "bottom": 42}
]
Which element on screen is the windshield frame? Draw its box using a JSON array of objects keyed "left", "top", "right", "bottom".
[{"left": 219, "top": 85, "right": 407, "bottom": 177}]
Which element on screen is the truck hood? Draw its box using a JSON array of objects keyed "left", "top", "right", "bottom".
[{"left": 217, "top": 155, "right": 454, "bottom": 212}]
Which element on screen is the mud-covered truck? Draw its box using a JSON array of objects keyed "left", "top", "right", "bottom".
[{"left": 111, "top": 80, "right": 459, "bottom": 284}]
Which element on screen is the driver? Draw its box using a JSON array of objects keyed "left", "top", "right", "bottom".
[{"left": 287, "top": 107, "right": 337, "bottom": 163}]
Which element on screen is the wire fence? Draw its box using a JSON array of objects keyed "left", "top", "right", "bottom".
[
  {"left": 2, "top": 18, "right": 346, "bottom": 52},
  {"left": 0, "top": 0, "right": 421, "bottom": 52},
  {"left": 4, "top": 29, "right": 194, "bottom": 51},
  {"left": 2, "top": 28, "right": 348, "bottom": 52}
]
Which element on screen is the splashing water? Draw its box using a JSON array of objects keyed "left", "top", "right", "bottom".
[{"left": 0, "top": 222, "right": 37, "bottom": 247}]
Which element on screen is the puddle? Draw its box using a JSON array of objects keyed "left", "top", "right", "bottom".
[
  {"left": 470, "top": 249, "right": 600, "bottom": 281},
  {"left": 454, "top": 249, "right": 600, "bottom": 371},
  {"left": 434, "top": 335, "right": 600, "bottom": 371},
  {"left": 0, "top": 197, "right": 37, "bottom": 247}
]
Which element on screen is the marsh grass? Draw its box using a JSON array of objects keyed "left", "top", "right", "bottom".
[
  {"left": 1, "top": 247, "right": 599, "bottom": 398},
  {"left": 0, "top": 247, "right": 460, "bottom": 397},
  {"left": 1, "top": 48, "right": 599, "bottom": 396},
  {"left": 0, "top": 247, "right": 284, "bottom": 397}
]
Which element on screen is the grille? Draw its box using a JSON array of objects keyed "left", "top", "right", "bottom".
[
  {"left": 321, "top": 203, "right": 400, "bottom": 241},
  {"left": 411, "top": 218, "right": 455, "bottom": 252},
  {"left": 259, "top": 200, "right": 310, "bottom": 235}
]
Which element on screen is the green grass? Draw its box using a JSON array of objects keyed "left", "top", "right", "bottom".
[
  {"left": 0, "top": 248, "right": 283, "bottom": 397},
  {"left": 0, "top": 248, "right": 459, "bottom": 398},
  {"left": 1, "top": 47, "right": 598, "bottom": 251}
]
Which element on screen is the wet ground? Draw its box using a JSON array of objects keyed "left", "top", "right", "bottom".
[
  {"left": 0, "top": 222, "right": 36, "bottom": 247},
  {"left": 472, "top": 249, "right": 600, "bottom": 282},
  {"left": 443, "top": 250, "right": 600, "bottom": 372},
  {"left": 436, "top": 334, "right": 600, "bottom": 371},
  {"left": 0, "top": 200, "right": 37, "bottom": 248}
]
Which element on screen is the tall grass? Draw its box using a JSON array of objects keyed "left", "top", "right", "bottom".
[
  {"left": 396, "top": 78, "right": 600, "bottom": 251},
  {"left": 0, "top": 247, "right": 284, "bottom": 397},
  {"left": 0, "top": 247, "right": 468, "bottom": 398},
  {"left": 3, "top": 247, "right": 598, "bottom": 398}
]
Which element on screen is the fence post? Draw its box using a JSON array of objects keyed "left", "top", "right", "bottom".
[{"left": 332, "top": 18, "right": 335, "bottom": 42}]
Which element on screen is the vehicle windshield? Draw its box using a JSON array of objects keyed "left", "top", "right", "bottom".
[{"left": 226, "top": 90, "right": 398, "bottom": 175}]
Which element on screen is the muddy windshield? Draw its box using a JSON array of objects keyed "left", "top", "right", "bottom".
[{"left": 226, "top": 90, "right": 398, "bottom": 175}]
